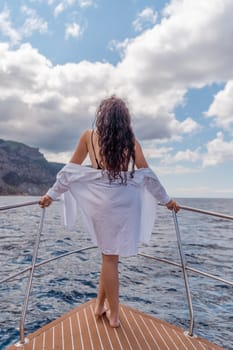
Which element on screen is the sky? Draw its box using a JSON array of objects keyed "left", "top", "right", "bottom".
[{"left": 0, "top": 0, "right": 233, "bottom": 198}]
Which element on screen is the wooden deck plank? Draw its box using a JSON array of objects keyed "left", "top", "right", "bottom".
[
  {"left": 89, "top": 305, "right": 106, "bottom": 350},
  {"left": 6, "top": 299, "right": 223, "bottom": 350},
  {"left": 137, "top": 314, "right": 161, "bottom": 349},
  {"left": 156, "top": 319, "right": 181, "bottom": 349},
  {"left": 78, "top": 307, "right": 92, "bottom": 349},
  {"left": 85, "top": 304, "right": 104, "bottom": 350},
  {"left": 120, "top": 306, "right": 147, "bottom": 350},
  {"left": 137, "top": 313, "right": 168, "bottom": 350},
  {"left": 128, "top": 309, "right": 157, "bottom": 349},
  {"left": 89, "top": 305, "right": 116, "bottom": 350},
  {"left": 62, "top": 318, "right": 74, "bottom": 350},
  {"left": 55, "top": 323, "right": 63, "bottom": 350},
  {"left": 168, "top": 327, "right": 196, "bottom": 350},
  {"left": 153, "top": 321, "right": 185, "bottom": 350},
  {"left": 33, "top": 332, "right": 44, "bottom": 350},
  {"left": 101, "top": 315, "right": 119, "bottom": 350},
  {"left": 72, "top": 312, "right": 84, "bottom": 350},
  {"left": 44, "top": 326, "right": 54, "bottom": 350}
]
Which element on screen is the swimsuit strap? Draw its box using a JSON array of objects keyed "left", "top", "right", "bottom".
[{"left": 91, "top": 130, "right": 102, "bottom": 169}]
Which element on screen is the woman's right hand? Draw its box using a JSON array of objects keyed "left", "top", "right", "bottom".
[
  {"left": 166, "top": 199, "right": 180, "bottom": 213},
  {"left": 39, "top": 194, "right": 53, "bottom": 208}
]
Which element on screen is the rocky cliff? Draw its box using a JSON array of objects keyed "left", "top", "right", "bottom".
[{"left": 0, "top": 139, "right": 64, "bottom": 195}]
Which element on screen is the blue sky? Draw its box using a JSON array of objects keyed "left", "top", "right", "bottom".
[{"left": 0, "top": 0, "right": 233, "bottom": 198}]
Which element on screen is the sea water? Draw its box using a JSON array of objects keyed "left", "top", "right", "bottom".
[{"left": 0, "top": 196, "right": 232, "bottom": 349}]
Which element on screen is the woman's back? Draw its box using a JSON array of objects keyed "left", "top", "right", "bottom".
[
  {"left": 87, "top": 129, "right": 131, "bottom": 171},
  {"left": 70, "top": 96, "right": 150, "bottom": 174},
  {"left": 94, "top": 96, "right": 136, "bottom": 180},
  {"left": 88, "top": 129, "right": 102, "bottom": 169}
]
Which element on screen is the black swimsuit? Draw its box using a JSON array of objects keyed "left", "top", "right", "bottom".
[{"left": 91, "top": 130, "right": 102, "bottom": 169}]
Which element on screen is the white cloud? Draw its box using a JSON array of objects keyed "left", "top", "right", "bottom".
[
  {"left": 0, "top": 43, "right": 114, "bottom": 151},
  {"left": 21, "top": 5, "right": 36, "bottom": 16},
  {"left": 140, "top": 140, "right": 200, "bottom": 173},
  {"left": 21, "top": 6, "right": 48, "bottom": 36},
  {"left": 54, "top": 3, "right": 65, "bottom": 16},
  {"left": 44, "top": 150, "right": 72, "bottom": 163},
  {"left": 65, "top": 22, "right": 82, "bottom": 39},
  {"left": 153, "top": 165, "right": 200, "bottom": 175},
  {"left": 110, "top": 0, "right": 233, "bottom": 140},
  {"left": 179, "top": 118, "right": 200, "bottom": 134},
  {"left": 205, "top": 81, "right": 233, "bottom": 131},
  {"left": 0, "top": 6, "right": 48, "bottom": 46},
  {"left": 161, "top": 149, "right": 201, "bottom": 165},
  {"left": 119, "top": 0, "right": 233, "bottom": 87},
  {"left": 108, "top": 38, "right": 131, "bottom": 57},
  {"left": 171, "top": 117, "right": 200, "bottom": 136},
  {"left": 1, "top": 0, "right": 233, "bottom": 161},
  {"left": 174, "top": 149, "right": 200, "bottom": 162},
  {"left": 141, "top": 140, "right": 199, "bottom": 165},
  {"left": 54, "top": 0, "right": 94, "bottom": 16},
  {"left": 133, "top": 7, "right": 157, "bottom": 32},
  {"left": 78, "top": 0, "right": 94, "bottom": 8},
  {"left": 142, "top": 146, "right": 173, "bottom": 160},
  {"left": 202, "top": 132, "right": 233, "bottom": 167},
  {"left": 0, "top": 8, "right": 21, "bottom": 45},
  {"left": 172, "top": 185, "right": 233, "bottom": 198}
]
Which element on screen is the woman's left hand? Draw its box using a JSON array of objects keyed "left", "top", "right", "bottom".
[{"left": 39, "top": 194, "right": 53, "bottom": 208}]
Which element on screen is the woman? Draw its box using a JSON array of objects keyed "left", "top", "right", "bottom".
[{"left": 39, "top": 96, "right": 179, "bottom": 328}]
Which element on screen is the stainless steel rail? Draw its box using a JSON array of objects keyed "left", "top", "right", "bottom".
[
  {"left": 16, "top": 208, "right": 45, "bottom": 347},
  {"left": 1, "top": 200, "right": 232, "bottom": 345},
  {"left": 138, "top": 253, "right": 233, "bottom": 287},
  {"left": 0, "top": 245, "right": 97, "bottom": 285},
  {"left": 0, "top": 200, "right": 39, "bottom": 211},
  {"left": 162, "top": 203, "right": 233, "bottom": 221},
  {"left": 172, "top": 210, "right": 194, "bottom": 336},
  {"left": 0, "top": 199, "right": 60, "bottom": 212},
  {"left": 159, "top": 203, "right": 232, "bottom": 337}
]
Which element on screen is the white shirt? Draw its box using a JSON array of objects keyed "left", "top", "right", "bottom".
[{"left": 47, "top": 163, "right": 170, "bottom": 257}]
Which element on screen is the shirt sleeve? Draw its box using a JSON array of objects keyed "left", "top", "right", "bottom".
[
  {"left": 47, "top": 167, "right": 70, "bottom": 200},
  {"left": 144, "top": 168, "right": 171, "bottom": 205}
]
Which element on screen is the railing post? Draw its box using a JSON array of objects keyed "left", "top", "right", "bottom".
[
  {"left": 15, "top": 208, "right": 46, "bottom": 347},
  {"left": 172, "top": 210, "right": 194, "bottom": 337}
]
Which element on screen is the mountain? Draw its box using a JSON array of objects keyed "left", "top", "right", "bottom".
[{"left": 0, "top": 139, "right": 64, "bottom": 195}]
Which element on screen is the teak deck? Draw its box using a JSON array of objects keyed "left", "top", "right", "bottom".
[{"left": 7, "top": 299, "right": 223, "bottom": 350}]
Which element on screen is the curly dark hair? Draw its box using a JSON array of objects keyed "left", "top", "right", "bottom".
[{"left": 95, "top": 96, "right": 135, "bottom": 183}]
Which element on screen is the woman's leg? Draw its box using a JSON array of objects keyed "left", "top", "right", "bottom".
[
  {"left": 95, "top": 267, "right": 107, "bottom": 316},
  {"left": 97, "top": 254, "right": 120, "bottom": 327}
]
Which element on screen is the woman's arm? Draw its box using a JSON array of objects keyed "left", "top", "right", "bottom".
[
  {"left": 135, "top": 139, "right": 149, "bottom": 169},
  {"left": 69, "top": 130, "right": 89, "bottom": 164},
  {"left": 135, "top": 139, "right": 180, "bottom": 212},
  {"left": 39, "top": 130, "right": 89, "bottom": 208}
]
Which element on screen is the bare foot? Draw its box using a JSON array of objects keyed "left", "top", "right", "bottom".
[
  {"left": 94, "top": 303, "right": 108, "bottom": 317},
  {"left": 106, "top": 310, "right": 120, "bottom": 328}
]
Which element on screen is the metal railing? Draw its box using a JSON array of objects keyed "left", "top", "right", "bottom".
[
  {"left": 141, "top": 203, "right": 233, "bottom": 337},
  {"left": 0, "top": 200, "right": 233, "bottom": 346},
  {"left": 0, "top": 200, "right": 98, "bottom": 346}
]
